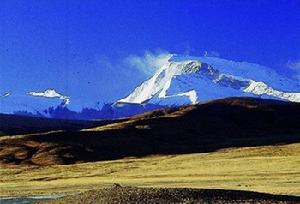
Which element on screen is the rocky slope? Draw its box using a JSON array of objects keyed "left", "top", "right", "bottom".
[{"left": 41, "top": 186, "right": 300, "bottom": 204}]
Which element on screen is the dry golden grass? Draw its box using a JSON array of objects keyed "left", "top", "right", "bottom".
[{"left": 1, "top": 143, "right": 299, "bottom": 197}]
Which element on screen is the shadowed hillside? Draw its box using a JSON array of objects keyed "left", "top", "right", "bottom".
[
  {"left": 0, "top": 113, "right": 126, "bottom": 135},
  {"left": 1, "top": 97, "right": 300, "bottom": 165}
]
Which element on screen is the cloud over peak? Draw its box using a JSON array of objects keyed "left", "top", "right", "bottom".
[
  {"left": 287, "top": 60, "right": 300, "bottom": 80},
  {"left": 28, "top": 89, "right": 70, "bottom": 105},
  {"left": 125, "top": 51, "right": 173, "bottom": 76}
]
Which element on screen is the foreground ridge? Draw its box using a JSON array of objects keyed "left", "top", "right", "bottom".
[{"left": 40, "top": 186, "right": 300, "bottom": 204}]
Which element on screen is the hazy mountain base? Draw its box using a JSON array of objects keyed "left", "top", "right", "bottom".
[{"left": 13, "top": 103, "right": 167, "bottom": 121}]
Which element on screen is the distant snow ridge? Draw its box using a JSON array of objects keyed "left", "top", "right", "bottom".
[
  {"left": 118, "top": 55, "right": 300, "bottom": 105},
  {"left": 244, "top": 81, "right": 300, "bottom": 103},
  {"left": 28, "top": 89, "right": 70, "bottom": 105}
]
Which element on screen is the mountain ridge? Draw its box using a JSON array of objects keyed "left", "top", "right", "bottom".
[
  {"left": 1, "top": 97, "right": 299, "bottom": 165},
  {"left": 118, "top": 55, "right": 300, "bottom": 105}
]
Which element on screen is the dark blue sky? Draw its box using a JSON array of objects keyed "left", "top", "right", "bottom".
[{"left": 0, "top": 0, "right": 300, "bottom": 111}]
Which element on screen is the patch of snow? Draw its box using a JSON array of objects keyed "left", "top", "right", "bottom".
[{"left": 175, "top": 90, "right": 198, "bottom": 104}]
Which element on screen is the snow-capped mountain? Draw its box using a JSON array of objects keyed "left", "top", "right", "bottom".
[{"left": 118, "top": 55, "right": 300, "bottom": 105}]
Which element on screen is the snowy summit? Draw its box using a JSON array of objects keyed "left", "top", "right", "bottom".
[{"left": 118, "top": 55, "right": 300, "bottom": 105}]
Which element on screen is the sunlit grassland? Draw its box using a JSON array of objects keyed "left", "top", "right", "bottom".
[{"left": 1, "top": 143, "right": 299, "bottom": 197}]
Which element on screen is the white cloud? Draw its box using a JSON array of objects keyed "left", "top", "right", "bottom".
[
  {"left": 204, "top": 50, "right": 220, "bottom": 57},
  {"left": 0, "top": 91, "right": 12, "bottom": 99},
  {"left": 27, "top": 89, "right": 70, "bottom": 105},
  {"left": 125, "top": 51, "right": 173, "bottom": 76},
  {"left": 1, "top": 91, "right": 12, "bottom": 98},
  {"left": 287, "top": 60, "right": 300, "bottom": 70},
  {"left": 287, "top": 60, "right": 300, "bottom": 80}
]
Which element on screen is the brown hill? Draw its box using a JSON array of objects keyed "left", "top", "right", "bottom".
[{"left": 1, "top": 97, "right": 300, "bottom": 165}]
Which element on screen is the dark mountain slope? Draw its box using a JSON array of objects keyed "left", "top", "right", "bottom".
[{"left": 1, "top": 97, "right": 300, "bottom": 165}]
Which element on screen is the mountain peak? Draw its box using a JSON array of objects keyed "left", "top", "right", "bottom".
[
  {"left": 118, "top": 59, "right": 205, "bottom": 104},
  {"left": 118, "top": 56, "right": 300, "bottom": 105}
]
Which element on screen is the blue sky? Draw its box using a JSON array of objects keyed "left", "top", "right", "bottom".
[{"left": 0, "top": 0, "right": 300, "bottom": 112}]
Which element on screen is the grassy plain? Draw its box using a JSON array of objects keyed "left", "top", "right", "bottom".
[{"left": 1, "top": 143, "right": 299, "bottom": 197}]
